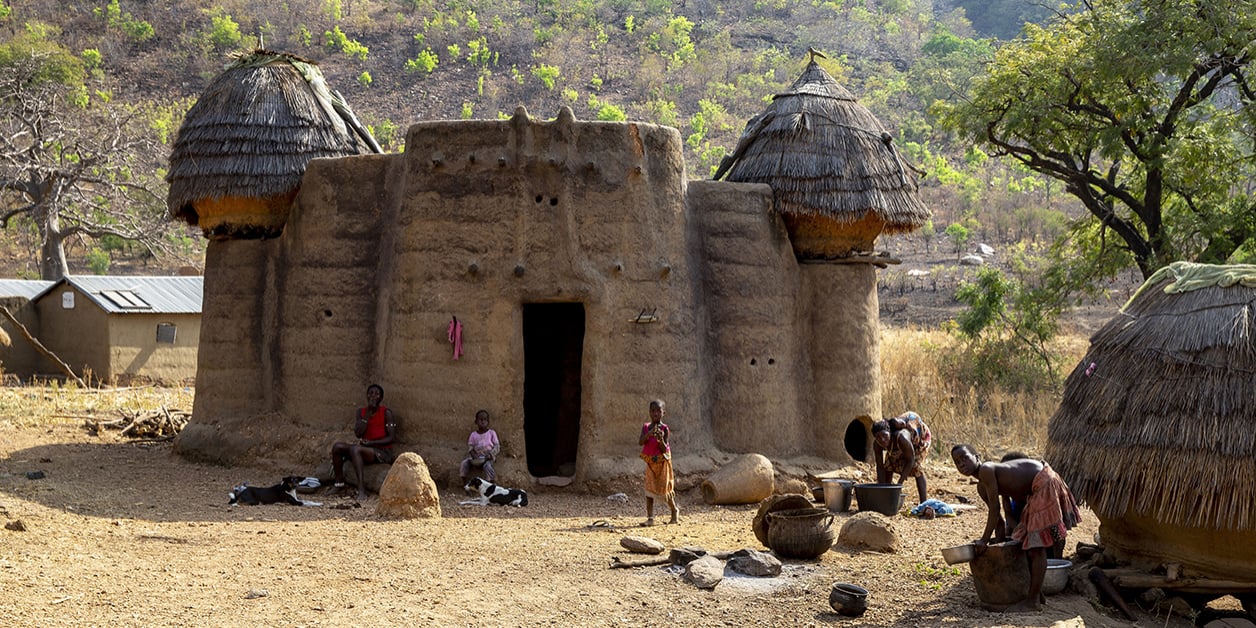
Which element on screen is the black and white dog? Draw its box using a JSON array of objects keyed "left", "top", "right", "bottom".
[
  {"left": 460, "top": 477, "right": 528, "bottom": 507},
  {"left": 228, "top": 476, "right": 322, "bottom": 507}
]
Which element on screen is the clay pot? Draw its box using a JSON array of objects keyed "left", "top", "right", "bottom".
[
  {"left": 969, "top": 541, "right": 1031, "bottom": 609},
  {"left": 701, "top": 453, "right": 774, "bottom": 505},
  {"left": 829, "top": 583, "right": 869, "bottom": 617}
]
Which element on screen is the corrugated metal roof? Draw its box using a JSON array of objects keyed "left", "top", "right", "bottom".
[
  {"left": 35, "top": 276, "right": 204, "bottom": 314},
  {"left": 0, "top": 279, "right": 55, "bottom": 300}
]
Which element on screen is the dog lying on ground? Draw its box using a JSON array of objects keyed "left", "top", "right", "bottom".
[
  {"left": 459, "top": 477, "right": 528, "bottom": 507},
  {"left": 228, "top": 476, "right": 322, "bottom": 507}
]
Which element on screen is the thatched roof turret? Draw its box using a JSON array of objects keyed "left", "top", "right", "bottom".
[
  {"left": 713, "top": 52, "right": 930, "bottom": 259},
  {"left": 1046, "top": 262, "right": 1256, "bottom": 579},
  {"left": 166, "top": 49, "right": 381, "bottom": 240}
]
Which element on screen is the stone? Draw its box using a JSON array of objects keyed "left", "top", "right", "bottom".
[
  {"left": 727, "top": 549, "right": 781, "bottom": 577},
  {"left": 775, "top": 477, "right": 808, "bottom": 496},
  {"left": 1202, "top": 619, "right": 1256, "bottom": 628},
  {"left": 685, "top": 555, "right": 724, "bottom": 590},
  {"left": 375, "top": 452, "right": 441, "bottom": 519},
  {"left": 620, "top": 535, "right": 666, "bottom": 555},
  {"left": 835, "top": 511, "right": 898, "bottom": 553},
  {"left": 5, "top": 519, "right": 27, "bottom": 532},
  {"left": 669, "top": 547, "right": 707, "bottom": 565},
  {"left": 960, "top": 254, "right": 985, "bottom": 266}
]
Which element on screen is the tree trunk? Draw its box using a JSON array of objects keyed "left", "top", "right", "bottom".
[{"left": 38, "top": 210, "right": 68, "bottom": 281}]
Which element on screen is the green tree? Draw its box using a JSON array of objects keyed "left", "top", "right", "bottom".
[
  {"left": 938, "top": 0, "right": 1256, "bottom": 280},
  {"left": 952, "top": 266, "right": 1063, "bottom": 390},
  {"left": 944, "top": 222, "right": 969, "bottom": 256},
  {"left": 208, "top": 12, "right": 243, "bottom": 50},
  {"left": 0, "top": 34, "right": 169, "bottom": 280}
]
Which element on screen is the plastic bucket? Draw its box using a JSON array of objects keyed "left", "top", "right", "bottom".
[
  {"left": 854, "top": 483, "right": 904, "bottom": 516},
  {"left": 821, "top": 479, "right": 854, "bottom": 513}
]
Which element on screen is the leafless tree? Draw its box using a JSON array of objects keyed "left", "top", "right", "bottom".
[{"left": 0, "top": 50, "right": 171, "bottom": 280}]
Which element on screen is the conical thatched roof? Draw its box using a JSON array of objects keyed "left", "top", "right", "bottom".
[
  {"left": 1046, "top": 262, "right": 1256, "bottom": 531},
  {"left": 166, "top": 49, "right": 381, "bottom": 225},
  {"left": 712, "top": 55, "right": 930, "bottom": 233}
]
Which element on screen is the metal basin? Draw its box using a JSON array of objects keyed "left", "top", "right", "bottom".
[{"left": 1043, "top": 558, "right": 1071, "bottom": 595}]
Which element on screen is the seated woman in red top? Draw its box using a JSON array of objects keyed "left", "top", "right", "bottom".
[{"left": 330, "top": 384, "right": 398, "bottom": 501}]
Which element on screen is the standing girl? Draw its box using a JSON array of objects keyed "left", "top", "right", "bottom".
[{"left": 638, "top": 399, "right": 679, "bottom": 526}]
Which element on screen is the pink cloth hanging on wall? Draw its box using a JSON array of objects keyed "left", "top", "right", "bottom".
[{"left": 448, "top": 316, "right": 464, "bottom": 360}]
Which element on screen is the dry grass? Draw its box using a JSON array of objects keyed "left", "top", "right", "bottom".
[
  {"left": 0, "top": 383, "right": 195, "bottom": 429},
  {"left": 880, "top": 324, "right": 1088, "bottom": 460}
]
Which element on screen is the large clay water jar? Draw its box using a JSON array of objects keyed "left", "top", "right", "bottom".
[
  {"left": 701, "top": 453, "right": 774, "bottom": 505},
  {"left": 969, "top": 541, "right": 1030, "bottom": 610},
  {"left": 767, "top": 507, "right": 835, "bottom": 559}
]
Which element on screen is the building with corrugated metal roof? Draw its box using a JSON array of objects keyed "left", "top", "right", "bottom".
[{"left": 0, "top": 276, "right": 203, "bottom": 384}]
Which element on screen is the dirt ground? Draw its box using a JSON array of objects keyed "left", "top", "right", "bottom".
[{"left": 0, "top": 419, "right": 1230, "bottom": 627}]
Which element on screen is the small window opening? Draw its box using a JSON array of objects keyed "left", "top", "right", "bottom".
[{"left": 156, "top": 323, "right": 177, "bottom": 344}]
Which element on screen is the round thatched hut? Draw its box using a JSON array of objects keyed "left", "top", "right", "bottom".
[
  {"left": 1046, "top": 262, "right": 1256, "bottom": 582},
  {"left": 166, "top": 50, "right": 381, "bottom": 240},
  {"left": 712, "top": 51, "right": 930, "bottom": 259}
]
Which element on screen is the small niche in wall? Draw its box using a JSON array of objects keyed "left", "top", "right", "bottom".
[
  {"left": 844, "top": 416, "right": 871, "bottom": 462},
  {"left": 156, "top": 323, "right": 177, "bottom": 344}
]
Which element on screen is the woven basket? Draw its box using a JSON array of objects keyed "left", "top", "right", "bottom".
[{"left": 767, "top": 507, "right": 835, "bottom": 559}]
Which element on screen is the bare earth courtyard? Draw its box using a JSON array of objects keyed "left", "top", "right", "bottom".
[{"left": 0, "top": 417, "right": 1217, "bottom": 627}]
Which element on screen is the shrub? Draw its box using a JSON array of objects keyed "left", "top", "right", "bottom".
[
  {"left": 208, "top": 13, "right": 242, "bottom": 50},
  {"left": 86, "top": 248, "right": 110, "bottom": 275},
  {"left": 405, "top": 49, "right": 439, "bottom": 74},
  {"left": 532, "top": 64, "right": 560, "bottom": 90},
  {"left": 596, "top": 103, "right": 626, "bottom": 121}
]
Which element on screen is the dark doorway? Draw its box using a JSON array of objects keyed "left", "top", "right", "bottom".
[
  {"left": 844, "top": 417, "right": 870, "bottom": 463},
  {"left": 522, "top": 303, "right": 585, "bottom": 477}
]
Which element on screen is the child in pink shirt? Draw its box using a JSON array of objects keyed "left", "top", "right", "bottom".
[
  {"left": 638, "top": 399, "right": 679, "bottom": 526},
  {"left": 460, "top": 410, "right": 501, "bottom": 483}
]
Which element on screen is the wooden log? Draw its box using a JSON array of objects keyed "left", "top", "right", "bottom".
[
  {"left": 0, "top": 306, "right": 87, "bottom": 388},
  {"left": 609, "top": 556, "right": 670, "bottom": 569},
  {"left": 608, "top": 550, "right": 735, "bottom": 569},
  {"left": 1090, "top": 567, "right": 1137, "bottom": 621},
  {"left": 1105, "top": 568, "right": 1256, "bottom": 593}
]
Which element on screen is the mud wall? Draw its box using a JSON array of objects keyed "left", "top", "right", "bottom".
[
  {"left": 1101, "top": 512, "right": 1256, "bottom": 581},
  {"left": 804, "top": 263, "right": 881, "bottom": 461},
  {"left": 176, "top": 239, "right": 277, "bottom": 462},
  {"left": 688, "top": 180, "right": 810, "bottom": 457},
  {"left": 369, "top": 111, "right": 708, "bottom": 482},
  {"left": 35, "top": 285, "right": 109, "bottom": 381},
  {"left": 0, "top": 297, "right": 44, "bottom": 378},
  {"left": 106, "top": 313, "right": 201, "bottom": 383}
]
